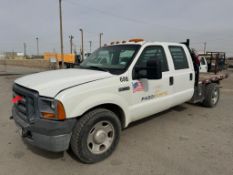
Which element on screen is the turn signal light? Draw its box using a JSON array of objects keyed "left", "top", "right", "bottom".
[
  {"left": 42, "top": 112, "right": 55, "bottom": 119},
  {"left": 57, "top": 101, "right": 66, "bottom": 120}
]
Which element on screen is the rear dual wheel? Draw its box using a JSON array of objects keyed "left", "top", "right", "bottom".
[
  {"left": 70, "top": 108, "right": 121, "bottom": 164},
  {"left": 202, "top": 83, "right": 220, "bottom": 107}
]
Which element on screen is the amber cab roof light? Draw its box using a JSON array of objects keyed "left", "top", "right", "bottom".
[{"left": 128, "top": 38, "right": 144, "bottom": 43}]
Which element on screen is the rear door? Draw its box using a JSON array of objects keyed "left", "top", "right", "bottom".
[{"left": 168, "top": 45, "right": 194, "bottom": 106}]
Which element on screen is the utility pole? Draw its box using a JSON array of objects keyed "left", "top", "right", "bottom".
[
  {"left": 59, "top": 0, "right": 64, "bottom": 68},
  {"left": 69, "top": 35, "right": 74, "bottom": 53},
  {"left": 72, "top": 43, "right": 77, "bottom": 54},
  {"left": 36, "top": 37, "right": 39, "bottom": 55},
  {"left": 89, "top": 41, "right": 92, "bottom": 53},
  {"left": 80, "top": 28, "right": 84, "bottom": 61},
  {"left": 204, "top": 42, "right": 207, "bottom": 54},
  {"left": 99, "top": 32, "right": 103, "bottom": 48},
  {"left": 23, "top": 43, "right": 27, "bottom": 57}
]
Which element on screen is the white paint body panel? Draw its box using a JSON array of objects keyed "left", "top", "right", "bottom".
[
  {"left": 15, "top": 69, "right": 113, "bottom": 97},
  {"left": 14, "top": 42, "right": 195, "bottom": 127}
]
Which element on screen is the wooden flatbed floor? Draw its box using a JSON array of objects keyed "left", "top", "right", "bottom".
[{"left": 199, "top": 71, "right": 228, "bottom": 84}]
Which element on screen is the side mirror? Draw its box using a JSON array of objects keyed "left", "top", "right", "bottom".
[
  {"left": 134, "top": 59, "right": 162, "bottom": 80},
  {"left": 146, "top": 59, "right": 162, "bottom": 79}
]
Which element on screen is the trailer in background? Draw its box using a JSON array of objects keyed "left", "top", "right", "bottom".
[{"left": 198, "top": 52, "right": 226, "bottom": 73}]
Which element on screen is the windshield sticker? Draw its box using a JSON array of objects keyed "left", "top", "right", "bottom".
[{"left": 132, "top": 80, "right": 144, "bottom": 93}]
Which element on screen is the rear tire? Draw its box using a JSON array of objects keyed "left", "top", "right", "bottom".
[
  {"left": 70, "top": 108, "right": 121, "bottom": 164},
  {"left": 202, "top": 83, "right": 220, "bottom": 107}
]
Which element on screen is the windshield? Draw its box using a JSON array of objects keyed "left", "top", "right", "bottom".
[{"left": 80, "top": 45, "right": 141, "bottom": 75}]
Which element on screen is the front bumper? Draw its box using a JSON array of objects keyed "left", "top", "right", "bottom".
[{"left": 12, "top": 107, "right": 76, "bottom": 152}]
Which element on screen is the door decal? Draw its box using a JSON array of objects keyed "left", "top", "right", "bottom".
[{"left": 132, "top": 80, "right": 144, "bottom": 93}]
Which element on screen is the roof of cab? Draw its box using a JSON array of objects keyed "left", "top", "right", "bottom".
[
  {"left": 104, "top": 40, "right": 185, "bottom": 47},
  {"left": 103, "top": 38, "right": 186, "bottom": 47}
]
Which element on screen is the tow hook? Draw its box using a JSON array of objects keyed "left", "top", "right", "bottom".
[
  {"left": 22, "top": 130, "right": 31, "bottom": 138},
  {"left": 9, "top": 116, "right": 13, "bottom": 120}
]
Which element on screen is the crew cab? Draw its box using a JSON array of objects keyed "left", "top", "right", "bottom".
[{"left": 11, "top": 39, "right": 227, "bottom": 163}]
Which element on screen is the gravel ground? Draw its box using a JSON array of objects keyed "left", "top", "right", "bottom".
[{"left": 0, "top": 65, "right": 232, "bottom": 175}]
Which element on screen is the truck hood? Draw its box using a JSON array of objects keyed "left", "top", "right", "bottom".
[{"left": 15, "top": 69, "right": 113, "bottom": 97}]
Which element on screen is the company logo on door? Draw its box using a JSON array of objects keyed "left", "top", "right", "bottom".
[
  {"left": 141, "top": 95, "right": 155, "bottom": 101},
  {"left": 155, "top": 90, "right": 168, "bottom": 97}
]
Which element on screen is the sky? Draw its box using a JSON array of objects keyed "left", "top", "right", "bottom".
[{"left": 0, "top": 0, "right": 232, "bottom": 56}]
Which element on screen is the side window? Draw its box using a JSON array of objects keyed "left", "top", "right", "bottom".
[
  {"left": 135, "top": 46, "right": 169, "bottom": 72},
  {"left": 169, "top": 46, "right": 189, "bottom": 70}
]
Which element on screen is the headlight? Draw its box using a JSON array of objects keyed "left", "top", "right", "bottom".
[{"left": 39, "top": 97, "right": 66, "bottom": 120}]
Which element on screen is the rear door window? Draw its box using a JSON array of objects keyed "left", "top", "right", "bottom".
[{"left": 169, "top": 46, "right": 189, "bottom": 70}]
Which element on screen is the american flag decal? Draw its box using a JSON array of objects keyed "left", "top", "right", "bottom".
[{"left": 132, "top": 80, "right": 144, "bottom": 93}]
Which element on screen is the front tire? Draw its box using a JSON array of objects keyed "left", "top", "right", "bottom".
[
  {"left": 202, "top": 83, "right": 220, "bottom": 107},
  {"left": 70, "top": 108, "right": 121, "bottom": 163}
]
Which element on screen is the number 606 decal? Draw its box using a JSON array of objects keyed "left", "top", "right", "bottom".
[{"left": 120, "top": 76, "right": 128, "bottom": 82}]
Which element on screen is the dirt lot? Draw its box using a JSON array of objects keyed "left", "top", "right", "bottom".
[{"left": 0, "top": 65, "right": 232, "bottom": 175}]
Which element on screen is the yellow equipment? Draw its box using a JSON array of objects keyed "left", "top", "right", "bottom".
[{"left": 44, "top": 53, "right": 75, "bottom": 64}]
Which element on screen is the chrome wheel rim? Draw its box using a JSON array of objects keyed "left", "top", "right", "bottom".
[
  {"left": 211, "top": 88, "right": 219, "bottom": 104},
  {"left": 87, "top": 121, "right": 115, "bottom": 154}
]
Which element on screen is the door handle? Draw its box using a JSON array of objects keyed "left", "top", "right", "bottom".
[
  {"left": 190, "top": 73, "right": 193, "bottom": 81},
  {"left": 169, "top": 77, "right": 174, "bottom": 86}
]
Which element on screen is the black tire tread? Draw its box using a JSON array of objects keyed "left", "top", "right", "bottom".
[
  {"left": 70, "top": 108, "right": 121, "bottom": 163},
  {"left": 202, "top": 83, "right": 219, "bottom": 107}
]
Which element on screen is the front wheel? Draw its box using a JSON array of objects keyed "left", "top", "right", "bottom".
[
  {"left": 70, "top": 108, "right": 121, "bottom": 163},
  {"left": 202, "top": 83, "right": 220, "bottom": 107}
]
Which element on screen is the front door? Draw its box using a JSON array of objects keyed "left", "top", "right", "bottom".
[{"left": 129, "top": 45, "right": 173, "bottom": 122}]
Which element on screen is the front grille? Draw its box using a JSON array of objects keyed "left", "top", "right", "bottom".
[{"left": 13, "top": 84, "right": 38, "bottom": 122}]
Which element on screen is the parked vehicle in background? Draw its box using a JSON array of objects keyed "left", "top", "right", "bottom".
[
  {"left": 198, "top": 56, "right": 208, "bottom": 73},
  {"left": 12, "top": 39, "right": 227, "bottom": 164},
  {"left": 198, "top": 52, "right": 226, "bottom": 73}
]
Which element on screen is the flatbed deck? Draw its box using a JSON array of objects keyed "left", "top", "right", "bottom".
[{"left": 199, "top": 71, "right": 228, "bottom": 84}]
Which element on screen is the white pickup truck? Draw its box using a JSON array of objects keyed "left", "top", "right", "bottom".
[{"left": 12, "top": 39, "right": 227, "bottom": 163}]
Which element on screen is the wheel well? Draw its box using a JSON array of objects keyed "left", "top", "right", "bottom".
[{"left": 83, "top": 104, "right": 126, "bottom": 128}]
